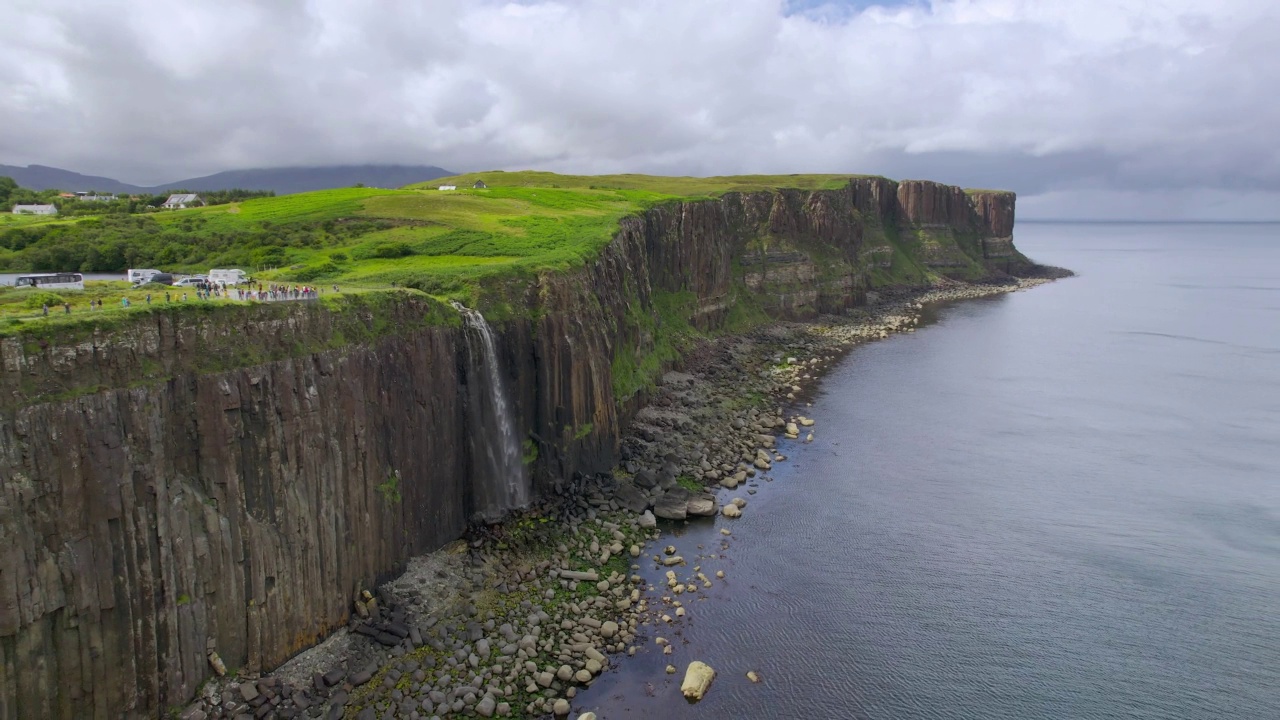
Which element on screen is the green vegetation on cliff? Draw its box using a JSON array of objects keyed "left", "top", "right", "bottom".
[
  {"left": 0, "top": 172, "right": 867, "bottom": 288},
  {"left": 0, "top": 171, "right": 1021, "bottom": 363}
]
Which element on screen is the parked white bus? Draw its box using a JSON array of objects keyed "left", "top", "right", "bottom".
[
  {"left": 14, "top": 273, "right": 85, "bottom": 290},
  {"left": 127, "top": 268, "right": 162, "bottom": 284}
]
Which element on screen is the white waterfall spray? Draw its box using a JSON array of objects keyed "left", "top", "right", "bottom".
[{"left": 453, "top": 302, "right": 530, "bottom": 521}]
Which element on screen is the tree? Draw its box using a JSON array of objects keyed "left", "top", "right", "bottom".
[{"left": 0, "top": 176, "right": 17, "bottom": 208}]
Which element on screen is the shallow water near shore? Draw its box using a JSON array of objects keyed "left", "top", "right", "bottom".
[{"left": 576, "top": 222, "right": 1280, "bottom": 719}]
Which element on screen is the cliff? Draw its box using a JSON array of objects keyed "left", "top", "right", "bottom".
[{"left": 0, "top": 177, "right": 1034, "bottom": 719}]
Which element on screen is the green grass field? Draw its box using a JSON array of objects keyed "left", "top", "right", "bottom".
[
  {"left": 0, "top": 212, "right": 70, "bottom": 229},
  {"left": 0, "top": 171, "right": 898, "bottom": 322}
]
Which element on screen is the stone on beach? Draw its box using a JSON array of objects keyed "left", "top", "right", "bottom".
[
  {"left": 654, "top": 489, "right": 691, "bottom": 520},
  {"left": 681, "top": 661, "right": 716, "bottom": 701},
  {"left": 687, "top": 495, "right": 717, "bottom": 516}
]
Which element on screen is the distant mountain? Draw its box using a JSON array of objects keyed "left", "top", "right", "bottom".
[
  {"left": 0, "top": 164, "right": 143, "bottom": 193},
  {"left": 0, "top": 164, "right": 455, "bottom": 194}
]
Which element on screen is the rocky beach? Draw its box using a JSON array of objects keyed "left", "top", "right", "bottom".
[{"left": 177, "top": 276, "right": 1060, "bottom": 720}]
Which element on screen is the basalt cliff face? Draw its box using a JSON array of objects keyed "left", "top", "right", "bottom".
[{"left": 0, "top": 178, "right": 1030, "bottom": 719}]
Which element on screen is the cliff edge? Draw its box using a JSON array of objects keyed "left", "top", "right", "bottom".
[{"left": 0, "top": 175, "right": 1053, "bottom": 719}]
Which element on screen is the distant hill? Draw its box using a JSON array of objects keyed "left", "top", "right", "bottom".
[
  {"left": 0, "top": 164, "right": 142, "bottom": 193},
  {"left": 0, "top": 164, "right": 455, "bottom": 194}
]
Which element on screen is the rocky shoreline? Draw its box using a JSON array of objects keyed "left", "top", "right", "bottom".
[{"left": 178, "top": 275, "right": 1061, "bottom": 720}]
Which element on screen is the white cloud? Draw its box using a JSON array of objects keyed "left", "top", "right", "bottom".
[{"left": 0, "top": 0, "right": 1277, "bottom": 217}]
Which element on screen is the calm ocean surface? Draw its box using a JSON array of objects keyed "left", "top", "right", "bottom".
[{"left": 579, "top": 222, "right": 1280, "bottom": 719}]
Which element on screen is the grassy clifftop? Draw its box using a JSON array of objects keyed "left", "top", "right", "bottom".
[
  {"left": 0, "top": 171, "right": 1017, "bottom": 337},
  {"left": 0, "top": 172, "right": 877, "bottom": 302}
]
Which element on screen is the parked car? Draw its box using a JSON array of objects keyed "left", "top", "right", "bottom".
[
  {"left": 132, "top": 273, "right": 174, "bottom": 287},
  {"left": 171, "top": 277, "right": 205, "bottom": 288}
]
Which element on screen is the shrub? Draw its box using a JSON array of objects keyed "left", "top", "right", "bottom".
[
  {"left": 23, "top": 291, "right": 65, "bottom": 310},
  {"left": 289, "top": 262, "right": 342, "bottom": 282},
  {"left": 372, "top": 242, "right": 415, "bottom": 259}
]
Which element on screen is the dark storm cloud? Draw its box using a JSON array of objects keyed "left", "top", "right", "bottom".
[{"left": 1, "top": 0, "right": 1278, "bottom": 218}]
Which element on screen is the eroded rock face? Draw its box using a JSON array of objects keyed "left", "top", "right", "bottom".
[
  {"left": 897, "top": 180, "right": 973, "bottom": 227},
  {"left": 0, "top": 321, "right": 470, "bottom": 719},
  {"left": 969, "top": 190, "right": 1016, "bottom": 239},
  {"left": 0, "top": 176, "right": 1030, "bottom": 719}
]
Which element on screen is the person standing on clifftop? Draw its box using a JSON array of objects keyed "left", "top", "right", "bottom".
[
  {"left": 63, "top": 303, "right": 70, "bottom": 314},
  {"left": 42, "top": 303, "right": 48, "bottom": 316}
]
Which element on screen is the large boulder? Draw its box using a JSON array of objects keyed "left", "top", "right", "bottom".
[
  {"left": 686, "top": 494, "right": 717, "bottom": 517},
  {"left": 657, "top": 464, "right": 679, "bottom": 489},
  {"left": 654, "top": 488, "right": 692, "bottom": 520},
  {"left": 681, "top": 661, "right": 716, "bottom": 701},
  {"left": 613, "top": 481, "right": 649, "bottom": 513},
  {"left": 634, "top": 468, "right": 658, "bottom": 488}
]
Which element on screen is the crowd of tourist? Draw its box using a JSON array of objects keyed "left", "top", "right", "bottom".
[
  {"left": 193, "top": 282, "right": 330, "bottom": 302},
  {"left": 31, "top": 282, "right": 341, "bottom": 319}
]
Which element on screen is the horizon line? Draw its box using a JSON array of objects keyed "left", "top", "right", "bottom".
[{"left": 1020, "top": 218, "right": 1280, "bottom": 224}]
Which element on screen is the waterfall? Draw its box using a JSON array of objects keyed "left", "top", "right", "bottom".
[{"left": 453, "top": 303, "right": 530, "bottom": 521}]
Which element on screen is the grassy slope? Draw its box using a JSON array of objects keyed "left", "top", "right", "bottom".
[
  {"left": 0, "top": 172, "right": 870, "bottom": 302},
  {"left": 0, "top": 171, "right": 1003, "bottom": 334}
]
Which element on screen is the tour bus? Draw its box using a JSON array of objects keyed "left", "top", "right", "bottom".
[
  {"left": 14, "top": 273, "right": 85, "bottom": 290},
  {"left": 127, "top": 268, "right": 162, "bottom": 284}
]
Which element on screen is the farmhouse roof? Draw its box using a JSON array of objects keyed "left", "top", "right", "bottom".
[{"left": 11, "top": 204, "right": 57, "bottom": 215}]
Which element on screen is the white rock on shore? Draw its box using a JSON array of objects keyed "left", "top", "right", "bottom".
[{"left": 681, "top": 661, "right": 716, "bottom": 701}]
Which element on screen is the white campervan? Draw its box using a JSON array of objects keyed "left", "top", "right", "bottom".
[
  {"left": 127, "top": 268, "right": 162, "bottom": 284},
  {"left": 208, "top": 268, "right": 249, "bottom": 285}
]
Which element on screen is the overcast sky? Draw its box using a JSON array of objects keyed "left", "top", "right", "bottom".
[{"left": 2, "top": 0, "right": 1277, "bottom": 219}]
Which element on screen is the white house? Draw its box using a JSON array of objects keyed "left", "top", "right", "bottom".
[
  {"left": 438, "top": 185, "right": 457, "bottom": 191},
  {"left": 11, "top": 204, "right": 57, "bottom": 215},
  {"left": 162, "top": 193, "right": 205, "bottom": 209}
]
